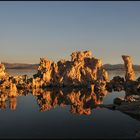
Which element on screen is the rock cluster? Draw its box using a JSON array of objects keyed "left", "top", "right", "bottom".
[
  {"left": 1, "top": 51, "right": 140, "bottom": 99},
  {"left": 32, "top": 51, "right": 109, "bottom": 88},
  {"left": 0, "top": 63, "right": 28, "bottom": 98},
  {"left": 106, "top": 55, "right": 140, "bottom": 94},
  {"left": 107, "top": 76, "right": 125, "bottom": 92},
  {"left": 121, "top": 55, "right": 140, "bottom": 95},
  {"left": 112, "top": 95, "right": 140, "bottom": 115}
]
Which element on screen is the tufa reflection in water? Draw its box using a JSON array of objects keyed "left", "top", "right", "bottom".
[
  {"left": 32, "top": 88, "right": 106, "bottom": 115},
  {"left": 0, "top": 87, "right": 139, "bottom": 116},
  {"left": 0, "top": 89, "right": 28, "bottom": 111},
  {"left": 0, "top": 88, "right": 107, "bottom": 114}
]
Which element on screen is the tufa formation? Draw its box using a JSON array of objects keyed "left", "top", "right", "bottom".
[
  {"left": 122, "top": 55, "right": 136, "bottom": 81},
  {"left": 1, "top": 50, "right": 140, "bottom": 99},
  {"left": 32, "top": 50, "right": 109, "bottom": 88}
]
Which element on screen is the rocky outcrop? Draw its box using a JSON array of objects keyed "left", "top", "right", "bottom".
[
  {"left": 107, "top": 76, "right": 125, "bottom": 92},
  {"left": 124, "top": 80, "right": 140, "bottom": 95},
  {"left": 120, "top": 55, "right": 138, "bottom": 96},
  {"left": 1, "top": 50, "right": 140, "bottom": 109},
  {"left": 114, "top": 100, "right": 140, "bottom": 116},
  {"left": 0, "top": 93, "right": 7, "bottom": 102},
  {"left": 0, "top": 63, "right": 8, "bottom": 80},
  {"left": 32, "top": 51, "right": 109, "bottom": 88},
  {"left": 122, "top": 55, "right": 136, "bottom": 81},
  {"left": 113, "top": 97, "right": 125, "bottom": 105},
  {"left": 0, "top": 63, "right": 10, "bottom": 90},
  {"left": 9, "top": 75, "right": 28, "bottom": 90}
]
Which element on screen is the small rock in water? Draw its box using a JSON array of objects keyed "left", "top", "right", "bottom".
[{"left": 113, "top": 97, "right": 125, "bottom": 105}]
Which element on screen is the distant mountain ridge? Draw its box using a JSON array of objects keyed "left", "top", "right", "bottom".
[
  {"left": 2, "top": 62, "right": 38, "bottom": 69},
  {"left": 103, "top": 64, "right": 140, "bottom": 71},
  {"left": 1, "top": 62, "right": 140, "bottom": 71}
]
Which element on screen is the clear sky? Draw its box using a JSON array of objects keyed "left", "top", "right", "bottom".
[{"left": 0, "top": 1, "right": 140, "bottom": 64}]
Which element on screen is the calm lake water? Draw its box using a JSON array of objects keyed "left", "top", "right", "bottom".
[{"left": 0, "top": 69, "right": 140, "bottom": 139}]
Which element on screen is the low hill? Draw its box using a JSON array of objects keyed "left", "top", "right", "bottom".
[
  {"left": 103, "top": 64, "right": 140, "bottom": 71},
  {"left": 2, "top": 62, "right": 38, "bottom": 69}
]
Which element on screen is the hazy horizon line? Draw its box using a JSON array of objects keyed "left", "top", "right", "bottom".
[{"left": 1, "top": 61, "right": 140, "bottom": 66}]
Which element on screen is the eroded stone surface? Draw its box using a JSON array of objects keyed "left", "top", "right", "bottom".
[
  {"left": 0, "top": 63, "right": 8, "bottom": 80},
  {"left": 108, "top": 76, "right": 125, "bottom": 92},
  {"left": 32, "top": 51, "right": 109, "bottom": 88},
  {"left": 122, "top": 55, "right": 136, "bottom": 81},
  {"left": 1, "top": 50, "right": 140, "bottom": 107}
]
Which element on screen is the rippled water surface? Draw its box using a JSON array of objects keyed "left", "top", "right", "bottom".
[{"left": 0, "top": 69, "right": 140, "bottom": 139}]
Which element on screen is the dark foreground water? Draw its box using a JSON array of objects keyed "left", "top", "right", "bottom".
[{"left": 0, "top": 69, "right": 140, "bottom": 139}]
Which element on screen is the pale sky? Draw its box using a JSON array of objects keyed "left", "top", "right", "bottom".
[{"left": 0, "top": 1, "right": 140, "bottom": 64}]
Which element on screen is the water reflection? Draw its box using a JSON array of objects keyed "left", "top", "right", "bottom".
[
  {"left": 0, "top": 97, "right": 17, "bottom": 110},
  {"left": 0, "top": 88, "right": 107, "bottom": 115},
  {"left": 0, "top": 90, "right": 28, "bottom": 110},
  {"left": 0, "top": 87, "right": 140, "bottom": 120},
  {"left": 32, "top": 88, "right": 106, "bottom": 115},
  {"left": 9, "top": 97, "right": 17, "bottom": 110}
]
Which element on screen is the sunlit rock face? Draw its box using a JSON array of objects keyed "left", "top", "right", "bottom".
[
  {"left": 33, "top": 51, "right": 109, "bottom": 87},
  {"left": 0, "top": 63, "right": 10, "bottom": 89},
  {"left": 122, "top": 55, "right": 136, "bottom": 81},
  {"left": 63, "top": 51, "right": 109, "bottom": 86},
  {"left": 0, "top": 63, "right": 8, "bottom": 80},
  {"left": 32, "top": 57, "right": 60, "bottom": 87},
  {"left": 121, "top": 55, "right": 140, "bottom": 95},
  {"left": 0, "top": 93, "right": 7, "bottom": 102},
  {"left": 9, "top": 75, "right": 28, "bottom": 90},
  {"left": 0, "top": 64, "right": 28, "bottom": 93}
]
